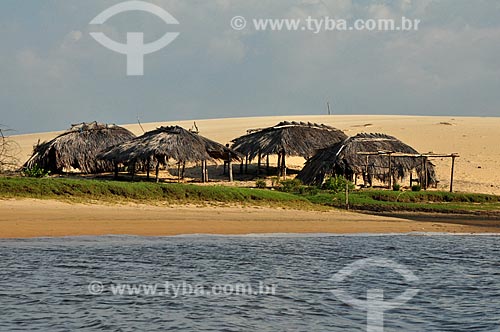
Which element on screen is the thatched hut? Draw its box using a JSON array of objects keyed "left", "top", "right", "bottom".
[
  {"left": 23, "top": 122, "right": 136, "bottom": 174},
  {"left": 98, "top": 126, "right": 240, "bottom": 182},
  {"left": 231, "top": 121, "right": 347, "bottom": 178},
  {"left": 297, "top": 133, "right": 438, "bottom": 187}
]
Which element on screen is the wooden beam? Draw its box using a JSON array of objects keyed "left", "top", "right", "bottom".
[{"left": 357, "top": 151, "right": 460, "bottom": 158}]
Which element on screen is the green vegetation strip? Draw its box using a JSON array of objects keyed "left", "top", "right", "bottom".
[
  {"left": 305, "top": 190, "right": 500, "bottom": 214},
  {"left": 0, "top": 177, "right": 310, "bottom": 208},
  {"left": 1, "top": 177, "right": 499, "bottom": 215}
]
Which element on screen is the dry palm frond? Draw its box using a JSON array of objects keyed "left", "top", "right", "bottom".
[
  {"left": 99, "top": 126, "right": 240, "bottom": 165},
  {"left": 23, "top": 122, "right": 136, "bottom": 174},
  {"left": 297, "top": 133, "right": 438, "bottom": 185},
  {"left": 231, "top": 121, "right": 347, "bottom": 160}
]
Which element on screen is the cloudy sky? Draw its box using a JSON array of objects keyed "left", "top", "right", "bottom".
[{"left": 1, "top": 0, "right": 499, "bottom": 133}]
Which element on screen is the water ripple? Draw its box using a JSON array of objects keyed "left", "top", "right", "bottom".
[{"left": 0, "top": 235, "right": 499, "bottom": 331}]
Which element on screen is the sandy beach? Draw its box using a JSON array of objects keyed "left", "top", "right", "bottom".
[{"left": 0, "top": 199, "right": 498, "bottom": 238}]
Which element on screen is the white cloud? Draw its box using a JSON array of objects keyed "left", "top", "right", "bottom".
[{"left": 1, "top": 0, "right": 499, "bottom": 133}]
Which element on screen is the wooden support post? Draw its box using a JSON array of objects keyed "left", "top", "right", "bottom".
[
  {"left": 420, "top": 157, "right": 425, "bottom": 188},
  {"left": 277, "top": 152, "right": 281, "bottom": 178},
  {"left": 266, "top": 155, "right": 270, "bottom": 174},
  {"left": 424, "top": 157, "right": 428, "bottom": 190},
  {"left": 257, "top": 152, "right": 261, "bottom": 175},
  {"left": 345, "top": 181, "right": 349, "bottom": 210},
  {"left": 201, "top": 160, "right": 206, "bottom": 183},
  {"left": 388, "top": 153, "right": 392, "bottom": 189},
  {"left": 205, "top": 161, "right": 209, "bottom": 182},
  {"left": 245, "top": 155, "right": 248, "bottom": 174},
  {"left": 450, "top": 155, "right": 456, "bottom": 193},
  {"left": 282, "top": 153, "right": 287, "bottom": 180},
  {"left": 228, "top": 153, "right": 233, "bottom": 182},
  {"left": 240, "top": 159, "right": 244, "bottom": 174},
  {"left": 114, "top": 162, "right": 119, "bottom": 179},
  {"left": 155, "top": 160, "right": 160, "bottom": 183},
  {"left": 364, "top": 155, "right": 369, "bottom": 187},
  {"left": 181, "top": 162, "right": 186, "bottom": 179},
  {"left": 177, "top": 162, "right": 181, "bottom": 183},
  {"left": 146, "top": 159, "right": 150, "bottom": 180},
  {"left": 131, "top": 161, "right": 136, "bottom": 181}
]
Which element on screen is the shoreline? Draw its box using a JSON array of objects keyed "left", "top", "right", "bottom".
[{"left": 1, "top": 199, "right": 499, "bottom": 239}]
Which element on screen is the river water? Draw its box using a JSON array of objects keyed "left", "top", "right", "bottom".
[{"left": 1, "top": 234, "right": 499, "bottom": 331}]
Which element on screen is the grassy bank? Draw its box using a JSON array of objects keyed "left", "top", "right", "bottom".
[
  {"left": 0, "top": 177, "right": 311, "bottom": 209},
  {"left": 305, "top": 190, "right": 500, "bottom": 214},
  {"left": 1, "top": 177, "right": 500, "bottom": 215}
]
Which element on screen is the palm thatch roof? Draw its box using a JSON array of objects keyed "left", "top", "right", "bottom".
[
  {"left": 231, "top": 121, "right": 347, "bottom": 160},
  {"left": 23, "top": 122, "right": 136, "bottom": 174},
  {"left": 297, "top": 133, "right": 438, "bottom": 186},
  {"left": 98, "top": 126, "right": 240, "bottom": 165}
]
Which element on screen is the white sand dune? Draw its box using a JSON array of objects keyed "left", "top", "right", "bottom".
[{"left": 10, "top": 115, "right": 500, "bottom": 195}]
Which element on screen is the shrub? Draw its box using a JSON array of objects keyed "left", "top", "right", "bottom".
[
  {"left": 322, "top": 175, "right": 354, "bottom": 193},
  {"left": 298, "top": 186, "right": 319, "bottom": 195},
  {"left": 23, "top": 165, "right": 50, "bottom": 178},
  {"left": 255, "top": 179, "right": 267, "bottom": 189},
  {"left": 392, "top": 183, "right": 401, "bottom": 191},
  {"left": 278, "top": 178, "right": 302, "bottom": 193},
  {"left": 411, "top": 184, "right": 422, "bottom": 192},
  {"left": 270, "top": 177, "right": 279, "bottom": 187}
]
